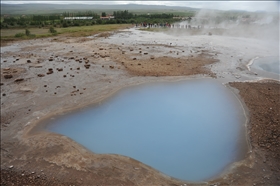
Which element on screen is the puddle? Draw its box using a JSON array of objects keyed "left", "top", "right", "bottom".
[
  {"left": 252, "top": 56, "right": 279, "bottom": 75},
  {"left": 45, "top": 79, "right": 247, "bottom": 182}
]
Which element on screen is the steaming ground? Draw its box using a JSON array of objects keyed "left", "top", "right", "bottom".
[{"left": 1, "top": 23, "right": 279, "bottom": 185}]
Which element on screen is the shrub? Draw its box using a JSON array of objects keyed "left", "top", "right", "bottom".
[{"left": 15, "top": 33, "right": 25, "bottom": 37}]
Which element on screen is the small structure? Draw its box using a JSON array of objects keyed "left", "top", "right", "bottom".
[
  {"left": 100, "top": 15, "right": 114, "bottom": 20},
  {"left": 64, "top": 17, "right": 93, "bottom": 20}
]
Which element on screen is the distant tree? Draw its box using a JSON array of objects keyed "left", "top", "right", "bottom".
[
  {"left": 101, "top": 12, "right": 106, "bottom": 17},
  {"left": 62, "top": 22, "right": 68, "bottom": 27},
  {"left": 25, "top": 29, "right": 30, "bottom": 36},
  {"left": 49, "top": 27, "right": 57, "bottom": 33},
  {"left": 97, "top": 19, "right": 102, "bottom": 24}
]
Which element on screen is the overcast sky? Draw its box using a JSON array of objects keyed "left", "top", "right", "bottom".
[{"left": 1, "top": 1, "right": 279, "bottom": 12}]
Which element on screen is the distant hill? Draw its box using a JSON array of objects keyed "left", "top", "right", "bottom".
[{"left": 1, "top": 3, "right": 200, "bottom": 15}]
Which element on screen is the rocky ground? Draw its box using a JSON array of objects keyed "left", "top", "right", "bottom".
[{"left": 1, "top": 27, "right": 279, "bottom": 185}]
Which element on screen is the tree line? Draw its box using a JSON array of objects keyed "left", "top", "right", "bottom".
[{"left": 0, "top": 10, "right": 184, "bottom": 29}]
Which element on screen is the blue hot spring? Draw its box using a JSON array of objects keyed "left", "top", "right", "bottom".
[
  {"left": 46, "top": 79, "right": 247, "bottom": 182},
  {"left": 252, "top": 56, "right": 280, "bottom": 75}
]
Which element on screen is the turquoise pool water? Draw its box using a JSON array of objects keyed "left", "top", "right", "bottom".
[
  {"left": 46, "top": 79, "right": 247, "bottom": 181},
  {"left": 253, "top": 56, "right": 280, "bottom": 74}
]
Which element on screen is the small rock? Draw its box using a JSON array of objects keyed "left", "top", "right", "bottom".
[
  {"left": 14, "top": 78, "right": 24, "bottom": 82},
  {"left": 4, "top": 74, "right": 13, "bottom": 79},
  {"left": 84, "top": 64, "right": 91, "bottom": 69},
  {"left": 9, "top": 165, "right": 14, "bottom": 169},
  {"left": 38, "top": 74, "right": 45, "bottom": 77},
  {"left": 27, "top": 60, "right": 31, "bottom": 63}
]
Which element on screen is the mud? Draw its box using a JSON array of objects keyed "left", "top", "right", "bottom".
[{"left": 1, "top": 27, "right": 279, "bottom": 185}]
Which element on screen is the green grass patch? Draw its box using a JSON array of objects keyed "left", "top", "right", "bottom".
[
  {"left": 1, "top": 28, "right": 50, "bottom": 37},
  {"left": 0, "top": 24, "right": 131, "bottom": 40}
]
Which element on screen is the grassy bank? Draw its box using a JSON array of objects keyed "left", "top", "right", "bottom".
[{"left": 0, "top": 24, "right": 132, "bottom": 40}]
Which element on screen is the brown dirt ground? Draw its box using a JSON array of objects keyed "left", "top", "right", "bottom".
[
  {"left": 213, "top": 80, "right": 280, "bottom": 186},
  {"left": 114, "top": 53, "right": 217, "bottom": 77},
  {"left": 0, "top": 34, "right": 279, "bottom": 186}
]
